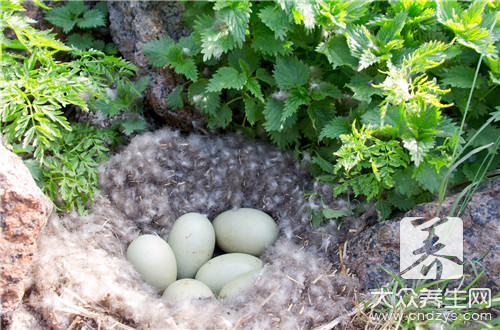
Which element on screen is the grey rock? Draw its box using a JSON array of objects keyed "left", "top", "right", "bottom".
[
  {"left": 107, "top": 1, "right": 204, "bottom": 131},
  {"left": 344, "top": 178, "right": 500, "bottom": 291}
]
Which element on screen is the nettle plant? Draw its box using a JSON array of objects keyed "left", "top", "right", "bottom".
[
  {"left": 44, "top": 0, "right": 118, "bottom": 55},
  {"left": 143, "top": 0, "right": 500, "bottom": 222},
  {"left": 0, "top": 0, "right": 146, "bottom": 213}
]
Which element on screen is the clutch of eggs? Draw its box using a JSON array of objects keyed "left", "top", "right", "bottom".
[{"left": 126, "top": 208, "right": 279, "bottom": 300}]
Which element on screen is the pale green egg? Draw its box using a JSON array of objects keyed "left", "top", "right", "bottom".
[
  {"left": 195, "top": 253, "right": 263, "bottom": 294},
  {"left": 162, "top": 279, "right": 214, "bottom": 300},
  {"left": 213, "top": 208, "right": 279, "bottom": 256},
  {"left": 218, "top": 270, "right": 260, "bottom": 300},
  {"left": 167, "top": 212, "right": 215, "bottom": 278},
  {"left": 126, "top": 234, "right": 177, "bottom": 291}
]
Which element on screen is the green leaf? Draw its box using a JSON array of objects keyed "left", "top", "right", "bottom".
[
  {"left": 77, "top": 9, "right": 106, "bottom": 29},
  {"left": 197, "top": 14, "right": 238, "bottom": 61},
  {"left": 319, "top": 117, "right": 351, "bottom": 140},
  {"left": 119, "top": 117, "right": 147, "bottom": 135},
  {"left": 345, "top": 24, "right": 374, "bottom": 59},
  {"left": 188, "top": 79, "right": 221, "bottom": 116},
  {"left": 166, "top": 86, "right": 184, "bottom": 110},
  {"left": 268, "top": 126, "right": 300, "bottom": 149},
  {"left": 44, "top": 6, "right": 76, "bottom": 33},
  {"left": 142, "top": 36, "right": 175, "bottom": 67},
  {"left": 316, "top": 35, "right": 358, "bottom": 69},
  {"left": 263, "top": 98, "right": 284, "bottom": 131},
  {"left": 207, "top": 67, "right": 247, "bottom": 92},
  {"left": 258, "top": 5, "right": 290, "bottom": 40},
  {"left": 322, "top": 208, "right": 350, "bottom": 219},
  {"left": 255, "top": 68, "right": 276, "bottom": 86},
  {"left": 375, "top": 200, "right": 392, "bottom": 221},
  {"left": 217, "top": 1, "right": 252, "bottom": 47},
  {"left": 207, "top": 103, "right": 232, "bottom": 129},
  {"left": 387, "top": 190, "right": 418, "bottom": 211},
  {"left": 312, "top": 154, "right": 336, "bottom": 173},
  {"left": 244, "top": 98, "right": 259, "bottom": 125},
  {"left": 414, "top": 164, "right": 441, "bottom": 193},
  {"left": 273, "top": 56, "right": 310, "bottom": 89},
  {"left": 245, "top": 77, "right": 264, "bottom": 103},
  {"left": 174, "top": 58, "right": 198, "bottom": 82},
  {"left": 23, "top": 159, "right": 45, "bottom": 188},
  {"left": 67, "top": 1, "right": 85, "bottom": 16},
  {"left": 307, "top": 100, "right": 336, "bottom": 132},
  {"left": 402, "top": 136, "right": 435, "bottom": 167},
  {"left": 376, "top": 10, "right": 407, "bottom": 45},
  {"left": 251, "top": 23, "right": 293, "bottom": 56},
  {"left": 393, "top": 168, "right": 421, "bottom": 197},
  {"left": 441, "top": 65, "right": 485, "bottom": 89},
  {"left": 228, "top": 47, "right": 260, "bottom": 74},
  {"left": 346, "top": 74, "right": 382, "bottom": 103},
  {"left": 66, "top": 33, "right": 94, "bottom": 50},
  {"left": 283, "top": 89, "right": 308, "bottom": 122}
]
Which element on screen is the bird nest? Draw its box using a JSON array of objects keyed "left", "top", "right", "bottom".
[{"left": 24, "top": 128, "right": 363, "bottom": 329}]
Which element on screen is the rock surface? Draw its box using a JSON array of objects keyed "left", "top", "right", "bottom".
[
  {"left": 345, "top": 178, "right": 500, "bottom": 291},
  {"left": 107, "top": 1, "right": 204, "bottom": 131},
  {"left": 0, "top": 142, "right": 53, "bottom": 320}
]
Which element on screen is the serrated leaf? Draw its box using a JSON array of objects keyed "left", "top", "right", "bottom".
[
  {"left": 166, "top": 86, "right": 183, "bottom": 110},
  {"left": 142, "top": 36, "right": 175, "bottom": 67},
  {"left": 414, "top": 164, "right": 440, "bottom": 193},
  {"left": 176, "top": 36, "right": 201, "bottom": 57},
  {"left": 319, "top": 116, "right": 351, "bottom": 140},
  {"left": 268, "top": 126, "right": 300, "bottom": 148},
  {"left": 245, "top": 77, "right": 264, "bottom": 103},
  {"left": 283, "top": 89, "right": 308, "bottom": 122},
  {"left": 198, "top": 16, "right": 237, "bottom": 61},
  {"left": 67, "top": 1, "right": 85, "bottom": 15},
  {"left": 273, "top": 56, "right": 310, "bottom": 89},
  {"left": 228, "top": 47, "right": 260, "bottom": 74},
  {"left": 188, "top": 80, "right": 221, "bottom": 116},
  {"left": 375, "top": 200, "right": 392, "bottom": 221},
  {"left": 23, "top": 159, "right": 45, "bottom": 188},
  {"left": 77, "top": 9, "right": 106, "bottom": 29},
  {"left": 312, "top": 154, "right": 336, "bottom": 173},
  {"left": 441, "top": 65, "right": 485, "bottom": 89},
  {"left": 67, "top": 33, "right": 94, "bottom": 50},
  {"left": 120, "top": 117, "right": 147, "bottom": 135},
  {"left": 393, "top": 168, "right": 420, "bottom": 197},
  {"left": 307, "top": 100, "right": 336, "bottom": 132},
  {"left": 322, "top": 208, "right": 350, "bottom": 219},
  {"left": 217, "top": 1, "right": 252, "bottom": 47},
  {"left": 403, "top": 137, "right": 435, "bottom": 167},
  {"left": 258, "top": 5, "right": 290, "bottom": 40},
  {"left": 255, "top": 68, "right": 275, "bottom": 86},
  {"left": 346, "top": 74, "right": 382, "bottom": 103},
  {"left": 44, "top": 6, "right": 76, "bottom": 33},
  {"left": 174, "top": 58, "right": 198, "bottom": 82},
  {"left": 251, "top": 23, "right": 293, "bottom": 56},
  {"left": 387, "top": 190, "right": 418, "bottom": 211},
  {"left": 376, "top": 10, "right": 407, "bottom": 45},
  {"left": 263, "top": 98, "right": 283, "bottom": 131},
  {"left": 316, "top": 35, "right": 358, "bottom": 69},
  {"left": 244, "top": 98, "right": 258, "bottom": 125},
  {"left": 207, "top": 103, "right": 232, "bottom": 129},
  {"left": 345, "top": 24, "right": 374, "bottom": 59},
  {"left": 207, "top": 67, "right": 247, "bottom": 92}
]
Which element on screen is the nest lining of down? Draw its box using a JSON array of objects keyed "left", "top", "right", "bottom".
[{"left": 24, "top": 128, "right": 362, "bottom": 329}]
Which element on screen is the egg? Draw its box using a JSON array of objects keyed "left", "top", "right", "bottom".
[
  {"left": 195, "top": 253, "right": 263, "bottom": 294},
  {"left": 218, "top": 270, "right": 260, "bottom": 300},
  {"left": 162, "top": 279, "right": 214, "bottom": 300},
  {"left": 167, "top": 213, "right": 215, "bottom": 278},
  {"left": 126, "top": 234, "right": 177, "bottom": 291},
  {"left": 213, "top": 208, "right": 279, "bottom": 256}
]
